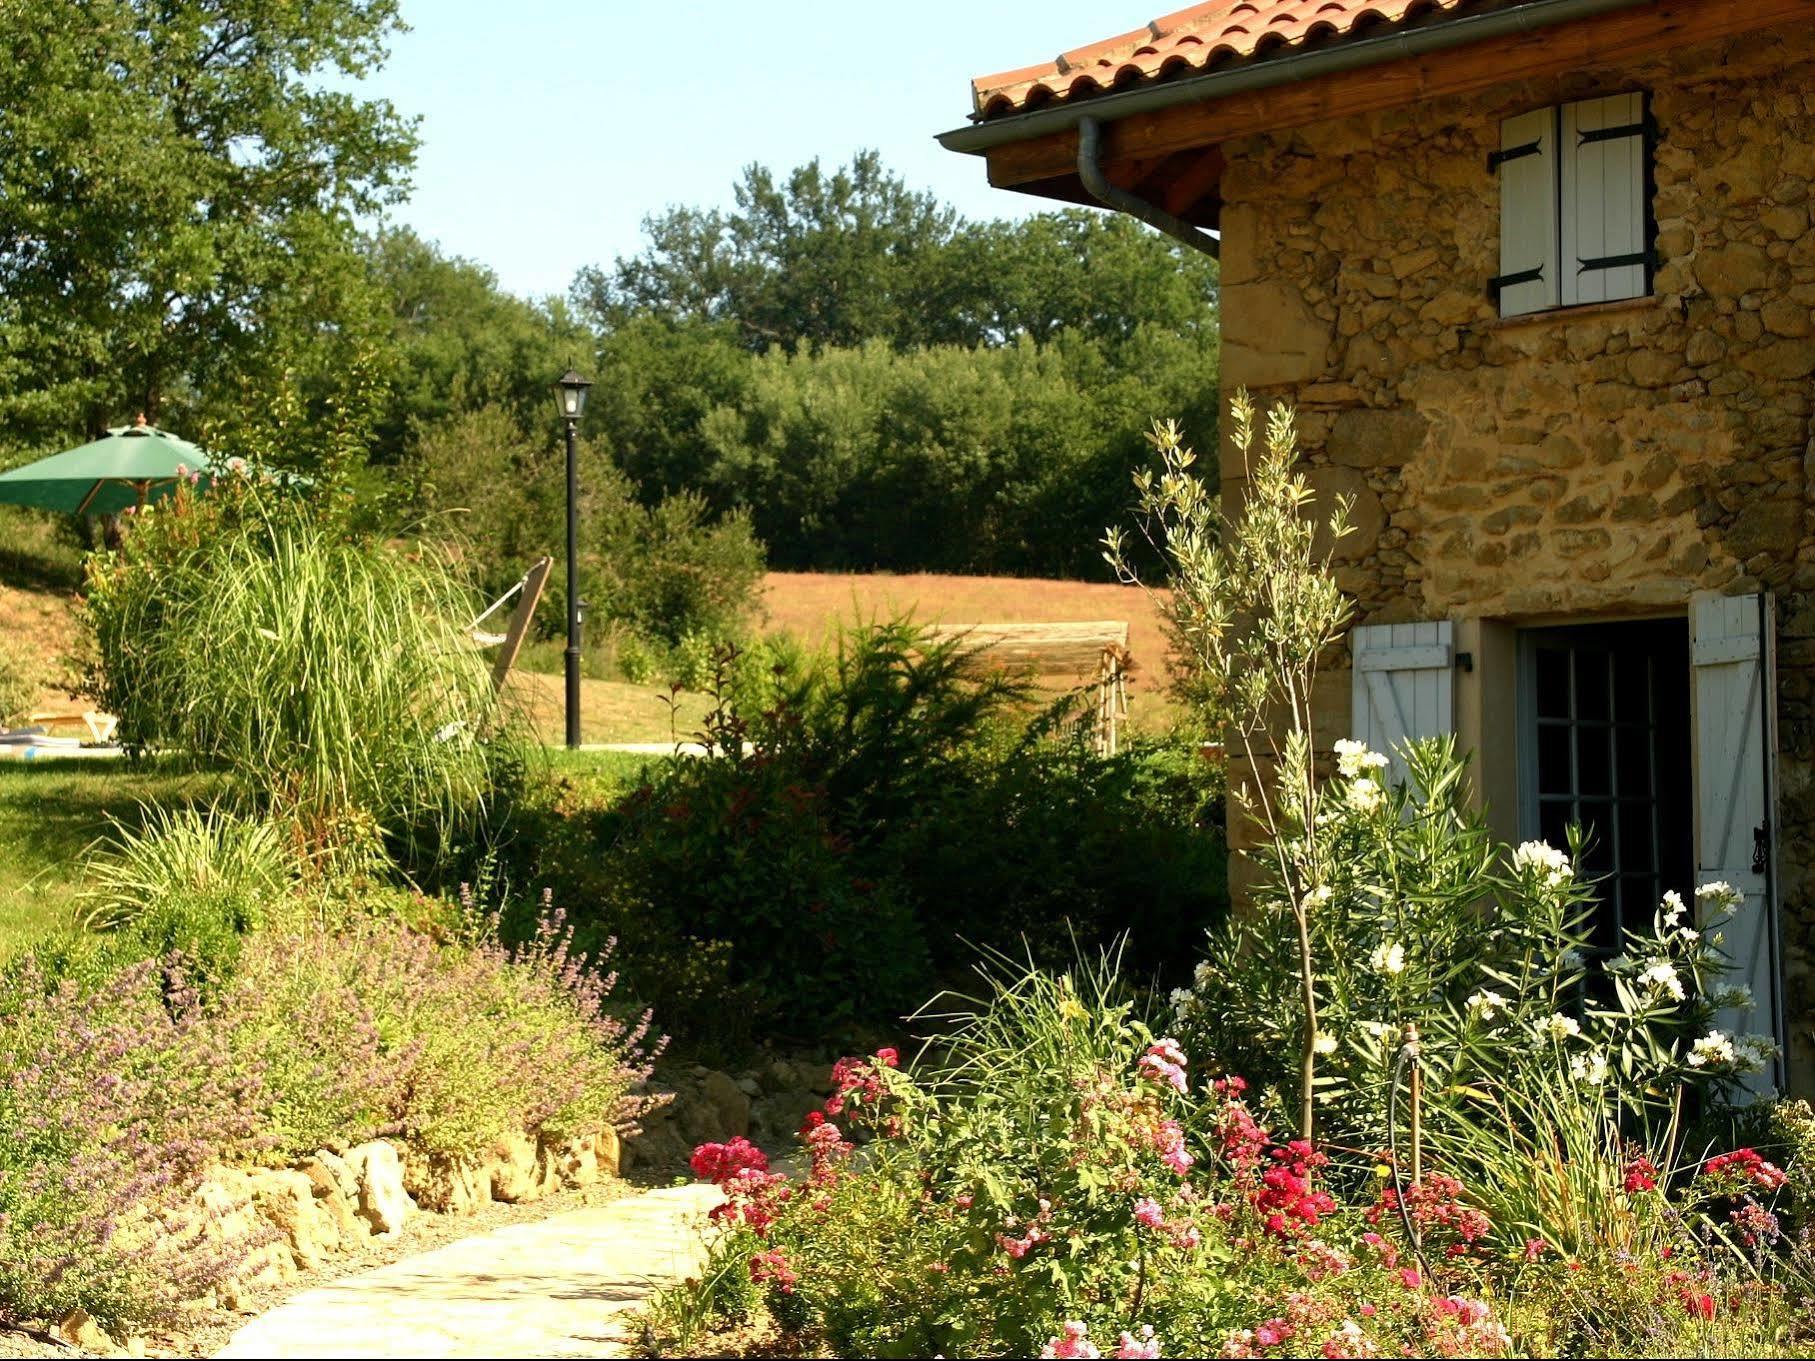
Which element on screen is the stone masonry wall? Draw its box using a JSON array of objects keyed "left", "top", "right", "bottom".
[{"left": 1217, "top": 25, "right": 1815, "bottom": 1092}]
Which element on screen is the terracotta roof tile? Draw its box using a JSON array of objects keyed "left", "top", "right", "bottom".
[{"left": 971, "top": 0, "right": 1473, "bottom": 119}]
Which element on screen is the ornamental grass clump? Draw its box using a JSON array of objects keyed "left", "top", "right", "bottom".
[{"left": 83, "top": 474, "right": 519, "bottom": 866}]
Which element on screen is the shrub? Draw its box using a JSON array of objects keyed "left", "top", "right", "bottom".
[
  {"left": 215, "top": 898, "right": 664, "bottom": 1160},
  {"left": 0, "top": 958, "right": 259, "bottom": 1328},
  {"left": 0, "top": 896, "right": 662, "bottom": 1327},
  {"left": 82, "top": 473, "right": 519, "bottom": 863},
  {"left": 0, "top": 635, "right": 42, "bottom": 727},
  {"left": 501, "top": 619, "right": 1228, "bottom": 1051}
]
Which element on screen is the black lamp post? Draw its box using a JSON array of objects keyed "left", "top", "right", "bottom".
[{"left": 555, "top": 368, "right": 593, "bottom": 749}]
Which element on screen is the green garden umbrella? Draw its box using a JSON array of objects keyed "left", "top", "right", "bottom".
[{"left": 0, "top": 418, "right": 214, "bottom": 516}]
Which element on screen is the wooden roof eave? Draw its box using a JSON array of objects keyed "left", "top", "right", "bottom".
[{"left": 960, "top": 0, "right": 1815, "bottom": 218}]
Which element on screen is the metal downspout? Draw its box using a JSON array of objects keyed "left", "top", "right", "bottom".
[{"left": 1076, "top": 116, "right": 1220, "bottom": 259}]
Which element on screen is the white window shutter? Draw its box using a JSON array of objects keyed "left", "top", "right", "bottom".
[
  {"left": 1690, "top": 592, "right": 1785, "bottom": 1097},
  {"left": 1350, "top": 621, "right": 1455, "bottom": 791},
  {"left": 1495, "top": 109, "right": 1560, "bottom": 317},
  {"left": 1561, "top": 92, "right": 1650, "bottom": 306}
]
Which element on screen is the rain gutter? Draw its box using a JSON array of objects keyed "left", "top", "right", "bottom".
[
  {"left": 1076, "top": 115, "right": 1221, "bottom": 259},
  {"left": 935, "top": 0, "right": 1657, "bottom": 157}
]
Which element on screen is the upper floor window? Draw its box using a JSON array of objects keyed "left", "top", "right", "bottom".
[{"left": 1493, "top": 93, "right": 1654, "bottom": 318}]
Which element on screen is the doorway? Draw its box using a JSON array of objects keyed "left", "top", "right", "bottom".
[{"left": 1518, "top": 619, "right": 1694, "bottom": 952}]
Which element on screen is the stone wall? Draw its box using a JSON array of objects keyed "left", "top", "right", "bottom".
[{"left": 1217, "top": 25, "right": 1815, "bottom": 1092}]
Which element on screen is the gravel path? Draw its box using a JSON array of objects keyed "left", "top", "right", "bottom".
[{"left": 212, "top": 1183, "right": 721, "bottom": 1359}]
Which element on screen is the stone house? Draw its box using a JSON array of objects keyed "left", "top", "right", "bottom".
[{"left": 941, "top": 0, "right": 1815, "bottom": 1095}]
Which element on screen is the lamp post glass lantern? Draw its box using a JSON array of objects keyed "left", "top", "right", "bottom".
[{"left": 555, "top": 369, "right": 592, "bottom": 749}]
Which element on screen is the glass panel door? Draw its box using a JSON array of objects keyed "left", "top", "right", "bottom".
[{"left": 1520, "top": 620, "right": 1693, "bottom": 949}]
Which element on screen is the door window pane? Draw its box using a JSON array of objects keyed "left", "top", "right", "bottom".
[
  {"left": 1574, "top": 651, "right": 1611, "bottom": 721},
  {"left": 1536, "top": 648, "right": 1571, "bottom": 718}
]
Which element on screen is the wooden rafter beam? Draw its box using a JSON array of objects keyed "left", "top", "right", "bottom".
[{"left": 981, "top": 0, "right": 1815, "bottom": 190}]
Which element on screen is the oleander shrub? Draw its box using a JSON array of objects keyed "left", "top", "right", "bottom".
[{"left": 82, "top": 474, "right": 520, "bottom": 865}]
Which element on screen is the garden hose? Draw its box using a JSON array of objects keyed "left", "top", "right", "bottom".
[{"left": 1385, "top": 1033, "right": 1433, "bottom": 1278}]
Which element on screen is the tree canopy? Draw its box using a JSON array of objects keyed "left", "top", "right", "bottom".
[
  {"left": 0, "top": 0, "right": 416, "bottom": 454},
  {"left": 0, "top": 1, "right": 1219, "bottom": 588}
]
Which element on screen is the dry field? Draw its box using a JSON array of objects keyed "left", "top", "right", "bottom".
[{"left": 759, "top": 570, "right": 1179, "bottom": 729}]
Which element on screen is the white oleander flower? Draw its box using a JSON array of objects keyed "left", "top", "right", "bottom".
[
  {"left": 1312, "top": 1032, "right": 1339, "bottom": 1056},
  {"left": 1193, "top": 961, "right": 1215, "bottom": 988},
  {"left": 1561, "top": 948, "right": 1585, "bottom": 973},
  {"left": 1707, "top": 982, "right": 1755, "bottom": 1012},
  {"left": 1539, "top": 1013, "right": 1582, "bottom": 1043},
  {"left": 1734, "top": 1034, "right": 1778, "bottom": 1073},
  {"left": 1674, "top": 926, "right": 1701, "bottom": 947},
  {"left": 1696, "top": 882, "right": 1742, "bottom": 916},
  {"left": 1513, "top": 840, "right": 1573, "bottom": 890},
  {"left": 1304, "top": 884, "right": 1334, "bottom": 909},
  {"left": 1686, "top": 1031, "right": 1737, "bottom": 1068},
  {"left": 1638, "top": 958, "right": 1686, "bottom": 1002},
  {"left": 1346, "top": 777, "right": 1385, "bottom": 814},
  {"left": 1334, "top": 738, "right": 1389, "bottom": 779},
  {"left": 1660, "top": 890, "right": 1686, "bottom": 926},
  {"left": 1569, "top": 1050, "right": 1610, "bottom": 1085},
  {"left": 1467, "top": 989, "right": 1509, "bottom": 1022},
  {"left": 1370, "top": 940, "right": 1406, "bottom": 976}
]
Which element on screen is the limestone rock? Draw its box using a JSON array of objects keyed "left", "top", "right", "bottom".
[
  {"left": 1326, "top": 406, "right": 1428, "bottom": 468},
  {"left": 404, "top": 1150, "right": 489, "bottom": 1216},
  {"left": 538, "top": 1130, "right": 609, "bottom": 1190},
  {"left": 1305, "top": 465, "right": 1384, "bottom": 561},
  {"left": 1222, "top": 279, "right": 1332, "bottom": 388},
  {"left": 700, "top": 1070, "right": 751, "bottom": 1140},
  {"left": 345, "top": 1140, "right": 415, "bottom": 1237},
  {"left": 300, "top": 1157, "right": 363, "bottom": 1242},
  {"left": 248, "top": 1167, "right": 339, "bottom": 1269},
  {"left": 489, "top": 1131, "right": 546, "bottom": 1204},
  {"left": 1695, "top": 243, "right": 1771, "bottom": 297},
  {"left": 59, "top": 1309, "right": 113, "bottom": 1352}
]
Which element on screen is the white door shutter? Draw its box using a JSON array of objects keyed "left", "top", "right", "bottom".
[
  {"left": 1495, "top": 109, "right": 1560, "bottom": 317},
  {"left": 1561, "top": 92, "right": 1650, "bottom": 306},
  {"left": 1350, "top": 621, "right": 1455, "bottom": 791},
  {"left": 1690, "top": 592, "right": 1785, "bottom": 1095}
]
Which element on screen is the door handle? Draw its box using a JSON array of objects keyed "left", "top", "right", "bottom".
[{"left": 1753, "top": 824, "right": 1769, "bottom": 875}]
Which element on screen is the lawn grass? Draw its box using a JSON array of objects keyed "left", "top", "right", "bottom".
[
  {"left": 505, "top": 669, "right": 714, "bottom": 745},
  {"left": 0, "top": 756, "right": 225, "bottom": 960}
]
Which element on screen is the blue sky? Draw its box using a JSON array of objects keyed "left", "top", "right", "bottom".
[{"left": 353, "top": 0, "right": 1120, "bottom": 301}]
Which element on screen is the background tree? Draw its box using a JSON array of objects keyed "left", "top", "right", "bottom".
[{"left": 0, "top": 0, "right": 416, "bottom": 461}]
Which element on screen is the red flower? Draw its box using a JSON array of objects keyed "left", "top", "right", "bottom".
[{"left": 1623, "top": 1155, "right": 1659, "bottom": 1194}]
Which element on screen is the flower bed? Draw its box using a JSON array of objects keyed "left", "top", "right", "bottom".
[
  {"left": 653, "top": 960, "right": 1815, "bottom": 1359},
  {"left": 0, "top": 908, "right": 661, "bottom": 1338}
]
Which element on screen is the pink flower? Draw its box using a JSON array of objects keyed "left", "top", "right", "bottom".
[
  {"left": 691, "top": 1136, "right": 768, "bottom": 1183},
  {"left": 1255, "top": 1318, "right": 1292, "bottom": 1348},
  {"left": 748, "top": 1247, "right": 797, "bottom": 1293},
  {"left": 1041, "top": 1321, "right": 1103, "bottom": 1359},
  {"left": 1134, "top": 1197, "right": 1166, "bottom": 1229},
  {"left": 875, "top": 1046, "right": 900, "bottom": 1068},
  {"left": 1115, "top": 1325, "right": 1162, "bottom": 1359},
  {"left": 1523, "top": 1238, "right": 1546, "bottom": 1262}
]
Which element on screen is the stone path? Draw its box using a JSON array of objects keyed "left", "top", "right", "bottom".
[{"left": 215, "top": 1183, "right": 722, "bottom": 1359}]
